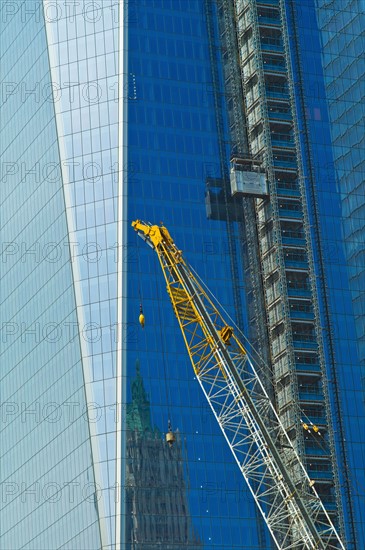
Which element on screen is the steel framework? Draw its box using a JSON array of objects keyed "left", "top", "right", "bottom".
[{"left": 132, "top": 220, "right": 345, "bottom": 550}]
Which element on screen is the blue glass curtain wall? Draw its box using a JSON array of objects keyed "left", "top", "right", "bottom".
[{"left": 285, "top": 1, "right": 365, "bottom": 547}]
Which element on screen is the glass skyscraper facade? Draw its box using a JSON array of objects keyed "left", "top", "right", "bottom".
[
  {"left": 286, "top": 1, "right": 365, "bottom": 546},
  {"left": 0, "top": 1, "right": 363, "bottom": 549},
  {"left": 0, "top": 2, "right": 102, "bottom": 547}
]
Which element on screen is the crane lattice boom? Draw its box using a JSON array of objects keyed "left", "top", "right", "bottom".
[{"left": 132, "top": 220, "right": 345, "bottom": 550}]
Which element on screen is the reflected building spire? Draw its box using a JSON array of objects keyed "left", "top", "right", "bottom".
[
  {"left": 126, "top": 359, "right": 156, "bottom": 436},
  {"left": 125, "top": 361, "right": 202, "bottom": 549}
]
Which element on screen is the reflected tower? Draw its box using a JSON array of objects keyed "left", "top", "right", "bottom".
[{"left": 125, "top": 363, "right": 202, "bottom": 549}]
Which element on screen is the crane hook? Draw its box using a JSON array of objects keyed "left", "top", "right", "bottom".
[
  {"left": 165, "top": 419, "right": 176, "bottom": 447},
  {"left": 139, "top": 303, "right": 145, "bottom": 329}
]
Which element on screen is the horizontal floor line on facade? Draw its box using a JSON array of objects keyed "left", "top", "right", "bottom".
[
  {"left": 263, "top": 67, "right": 287, "bottom": 77},
  {"left": 271, "top": 143, "right": 296, "bottom": 152},
  {"left": 295, "top": 371, "right": 322, "bottom": 380},
  {"left": 266, "top": 93, "right": 291, "bottom": 103},
  {"left": 264, "top": 267, "right": 310, "bottom": 278},
  {"left": 257, "top": 0, "right": 280, "bottom": 5},
  {"left": 274, "top": 166, "right": 298, "bottom": 174},
  {"left": 261, "top": 245, "right": 306, "bottom": 259},
  {"left": 296, "top": 366, "right": 321, "bottom": 375},
  {"left": 279, "top": 215, "right": 304, "bottom": 223},
  {"left": 269, "top": 117, "right": 293, "bottom": 126},
  {"left": 277, "top": 189, "right": 301, "bottom": 198}
]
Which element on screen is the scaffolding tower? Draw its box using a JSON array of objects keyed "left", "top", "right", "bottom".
[{"left": 213, "top": 0, "right": 345, "bottom": 544}]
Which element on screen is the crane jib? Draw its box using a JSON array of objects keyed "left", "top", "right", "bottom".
[{"left": 132, "top": 220, "right": 346, "bottom": 550}]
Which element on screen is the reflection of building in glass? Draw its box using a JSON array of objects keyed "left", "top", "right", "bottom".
[
  {"left": 125, "top": 364, "right": 202, "bottom": 549},
  {"left": 315, "top": 0, "right": 365, "bottom": 372}
]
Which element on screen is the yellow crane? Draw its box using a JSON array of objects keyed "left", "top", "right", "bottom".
[{"left": 132, "top": 219, "right": 345, "bottom": 550}]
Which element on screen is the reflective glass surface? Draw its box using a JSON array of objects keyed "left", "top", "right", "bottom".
[
  {"left": 0, "top": 1, "right": 101, "bottom": 548},
  {"left": 287, "top": 0, "right": 365, "bottom": 546},
  {"left": 125, "top": 1, "right": 265, "bottom": 547},
  {"left": 43, "top": 1, "right": 119, "bottom": 546},
  {"left": 1, "top": 0, "right": 363, "bottom": 548}
]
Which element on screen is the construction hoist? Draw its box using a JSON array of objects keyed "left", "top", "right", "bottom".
[{"left": 132, "top": 220, "right": 345, "bottom": 550}]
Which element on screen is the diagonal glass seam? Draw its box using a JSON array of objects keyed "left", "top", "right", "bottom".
[
  {"left": 116, "top": 1, "right": 128, "bottom": 547},
  {"left": 42, "top": 2, "right": 109, "bottom": 547}
]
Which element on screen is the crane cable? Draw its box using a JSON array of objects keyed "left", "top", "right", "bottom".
[
  {"left": 136, "top": 234, "right": 174, "bottom": 445},
  {"left": 136, "top": 234, "right": 145, "bottom": 329},
  {"left": 152, "top": 245, "right": 175, "bottom": 446}
]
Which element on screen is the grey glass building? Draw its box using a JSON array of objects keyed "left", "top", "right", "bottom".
[{"left": 0, "top": 1, "right": 363, "bottom": 549}]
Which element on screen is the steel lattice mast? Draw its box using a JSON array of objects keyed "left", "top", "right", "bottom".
[{"left": 132, "top": 220, "right": 345, "bottom": 550}]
